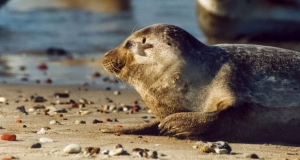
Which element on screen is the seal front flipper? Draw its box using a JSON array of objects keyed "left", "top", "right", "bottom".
[
  {"left": 101, "top": 120, "right": 160, "bottom": 135},
  {"left": 158, "top": 111, "right": 230, "bottom": 140}
]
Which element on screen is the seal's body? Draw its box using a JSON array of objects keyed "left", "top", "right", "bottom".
[{"left": 102, "top": 24, "right": 300, "bottom": 143}]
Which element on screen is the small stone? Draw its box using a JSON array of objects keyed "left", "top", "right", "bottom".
[
  {"left": 16, "top": 106, "right": 28, "bottom": 115},
  {"left": 1, "top": 134, "right": 16, "bottom": 141},
  {"left": 85, "top": 147, "right": 93, "bottom": 153},
  {"left": 23, "top": 125, "right": 27, "bottom": 128},
  {"left": 37, "top": 128, "right": 47, "bottom": 134},
  {"left": 109, "top": 148, "right": 123, "bottom": 156},
  {"left": 74, "top": 120, "right": 86, "bottom": 124},
  {"left": 37, "top": 63, "right": 48, "bottom": 70},
  {"left": 79, "top": 98, "right": 88, "bottom": 104},
  {"left": 31, "top": 143, "right": 42, "bottom": 148},
  {"left": 78, "top": 110, "right": 92, "bottom": 115},
  {"left": 53, "top": 108, "right": 67, "bottom": 113},
  {"left": 63, "top": 144, "right": 82, "bottom": 154},
  {"left": 192, "top": 145, "right": 198, "bottom": 149},
  {"left": 16, "top": 119, "right": 22, "bottom": 123},
  {"left": 33, "top": 105, "right": 45, "bottom": 110},
  {"left": 91, "top": 148, "right": 100, "bottom": 154},
  {"left": 101, "top": 149, "right": 109, "bottom": 154},
  {"left": 115, "top": 144, "right": 123, "bottom": 149},
  {"left": 0, "top": 96, "right": 7, "bottom": 103},
  {"left": 246, "top": 153, "right": 259, "bottom": 159},
  {"left": 113, "top": 90, "right": 121, "bottom": 95},
  {"left": 200, "top": 141, "right": 231, "bottom": 154},
  {"left": 34, "top": 97, "right": 46, "bottom": 103},
  {"left": 39, "top": 137, "right": 54, "bottom": 143},
  {"left": 49, "top": 120, "right": 60, "bottom": 125},
  {"left": 92, "top": 119, "right": 103, "bottom": 124},
  {"left": 92, "top": 71, "right": 101, "bottom": 78},
  {"left": 44, "top": 78, "right": 52, "bottom": 84},
  {"left": 2, "top": 156, "right": 19, "bottom": 160},
  {"left": 54, "top": 93, "right": 69, "bottom": 98}
]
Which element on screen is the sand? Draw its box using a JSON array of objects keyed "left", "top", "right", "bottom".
[{"left": 0, "top": 84, "right": 300, "bottom": 160}]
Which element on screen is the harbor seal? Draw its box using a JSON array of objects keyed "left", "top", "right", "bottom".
[{"left": 101, "top": 24, "right": 300, "bottom": 144}]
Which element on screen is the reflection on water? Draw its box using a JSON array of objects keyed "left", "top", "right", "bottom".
[
  {"left": 195, "top": 0, "right": 300, "bottom": 51},
  {"left": 0, "top": 0, "right": 202, "bottom": 87},
  {"left": 8, "top": 0, "right": 131, "bottom": 13}
]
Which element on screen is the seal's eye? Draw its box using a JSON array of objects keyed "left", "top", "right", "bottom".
[{"left": 124, "top": 41, "right": 132, "bottom": 49}]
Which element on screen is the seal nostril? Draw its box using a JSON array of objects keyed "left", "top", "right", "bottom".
[{"left": 142, "top": 38, "right": 146, "bottom": 44}]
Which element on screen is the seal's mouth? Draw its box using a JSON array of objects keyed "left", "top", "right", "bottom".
[{"left": 101, "top": 49, "right": 126, "bottom": 74}]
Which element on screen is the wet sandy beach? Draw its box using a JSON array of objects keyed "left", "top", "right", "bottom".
[{"left": 0, "top": 84, "right": 300, "bottom": 160}]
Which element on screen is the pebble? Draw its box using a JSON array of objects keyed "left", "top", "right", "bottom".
[
  {"left": 22, "top": 125, "right": 27, "bottom": 128},
  {"left": 74, "top": 120, "right": 86, "bottom": 124},
  {"left": 114, "top": 90, "right": 121, "bottom": 95},
  {"left": 37, "top": 128, "right": 47, "bottom": 134},
  {"left": 131, "top": 148, "right": 158, "bottom": 158},
  {"left": 63, "top": 144, "right": 82, "bottom": 154},
  {"left": 44, "top": 78, "right": 52, "bottom": 84},
  {"left": 101, "top": 149, "right": 109, "bottom": 154},
  {"left": 1, "top": 134, "right": 16, "bottom": 141},
  {"left": 200, "top": 141, "right": 231, "bottom": 154},
  {"left": 37, "top": 63, "right": 48, "bottom": 70},
  {"left": 0, "top": 96, "right": 7, "bottom": 103},
  {"left": 16, "top": 106, "right": 28, "bottom": 115},
  {"left": 1, "top": 156, "right": 19, "bottom": 160},
  {"left": 77, "top": 110, "right": 92, "bottom": 115},
  {"left": 31, "top": 143, "right": 42, "bottom": 148},
  {"left": 39, "top": 137, "right": 54, "bottom": 143},
  {"left": 54, "top": 93, "right": 69, "bottom": 98},
  {"left": 92, "top": 71, "right": 101, "bottom": 78},
  {"left": 34, "top": 96, "right": 46, "bottom": 103},
  {"left": 53, "top": 108, "right": 67, "bottom": 113},
  {"left": 84, "top": 147, "right": 100, "bottom": 154},
  {"left": 49, "top": 120, "right": 60, "bottom": 125},
  {"left": 108, "top": 144, "right": 124, "bottom": 156},
  {"left": 245, "top": 153, "right": 260, "bottom": 159},
  {"left": 92, "top": 119, "right": 103, "bottom": 124},
  {"left": 109, "top": 148, "right": 124, "bottom": 156},
  {"left": 16, "top": 119, "right": 22, "bottom": 123}
]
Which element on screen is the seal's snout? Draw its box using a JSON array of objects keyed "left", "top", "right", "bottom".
[{"left": 101, "top": 48, "right": 126, "bottom": 74}]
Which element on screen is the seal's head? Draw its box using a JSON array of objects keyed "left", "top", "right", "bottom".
[
  {"left": 102, "top": 24, "right": 205, "bottom": 87},
  {"left": 102, "top": 24, "right": 208, "bottom": 119}
]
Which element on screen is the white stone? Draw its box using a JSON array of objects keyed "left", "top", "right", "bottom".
[
  {"left": 28, "top": 108, "right": 35, "bottom": 112},
  {"left": 37, "top": 128, "right": 47, "bottom": 134},
  {"left": 214, "top": 148, "right": 229, "bottom": 154},
  {"left": 0, "top": 97, "right": 6, "bottom": 103},
  {"left": 63, "top": 144, "right": 82, "bottom": 154},
  {"left": 101, "top": 149, "right": 109, "bottom": 154},
  {"left": 49, "top": 120, "right": 60, "bottom": 125},
  {"left": 109, "top": 148, "right": 123, "bottom": 156},
  {"left": 39, "top": 137, "right": 54, "bottom": 143},
  {"left": 113, "top": 90, "right": 121, "bottom": 95}
]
